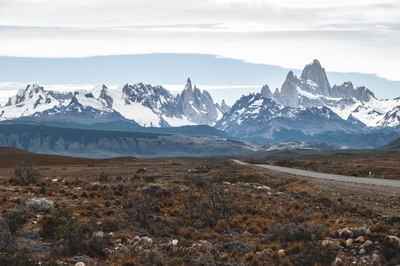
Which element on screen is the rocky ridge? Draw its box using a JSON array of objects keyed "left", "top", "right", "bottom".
[
  {"left": 1, "top": 60, "right": 400, "bottom": 150},
  {"left": 0, "top": 79, "right": 229, "bottom": 128},
  {"left": 216, "top": 59, "right": 400, "bottom": 147}
]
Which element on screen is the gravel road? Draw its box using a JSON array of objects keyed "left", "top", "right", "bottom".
[
  {"left": 233, "top": 159, "right": 400, "bottom": 188},
  {"left": 233, "top": 159, "right": 400, "bottom": 217}
]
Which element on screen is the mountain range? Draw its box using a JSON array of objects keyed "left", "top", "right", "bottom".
[
  {"left": 1, "top": 59, "right": 399, "bottom": 154},
  {"left": 0, "top": 78, "right": 228, "bottom": 129},
  {"left": 216, "top": 60, "right": 400, "bottom": 148}
]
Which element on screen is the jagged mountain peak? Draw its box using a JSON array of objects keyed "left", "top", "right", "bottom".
[
  {"left": 355, "top": 86, "right": 376, "bottom": 101},
  {"left": 173, "top": 78, "right": 222, "bottom": 125},
  {"left": 26, "top": 83, "right": 44, "bottom": 92},
  {"left": 95, "top": 84, "right": 108, "bottom": 93},
  {"left": 12, "top": 84, "right": 46, "bottom": 105},
  {"left": 5, "top": 83, "right": 55, "bottom": 108},
  {"left": 185, "top": 78, "right": 193, "bottom": 92},
  {"left": 201, "top": 89, "right": 213, "bottom": 100},
  {"left": 260, "top": 84, "right": 273, "bottom": 99},
  {"left": 300, "top": 59, "right": 331, "bottom": 96},
  {"left": 300, "top": 59, "right": 324, "bottom": 80},
  {"left": 0, "top": 83, "right": 74, "bottom": 120},
  {"left": 279, "top": 71, "right": 298, "bottom": 107}
]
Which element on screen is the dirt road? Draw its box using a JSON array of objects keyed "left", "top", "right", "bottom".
[
  {"left": 233, "top": 159, "right": 400, "bottom": 188},
  {"left": 233, "top": 159, "right": 400, "bottom": 217}
]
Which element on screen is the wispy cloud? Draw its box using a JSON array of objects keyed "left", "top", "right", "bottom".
[{"left": 0, "top": 1, "right": 399, "bottom": 81}]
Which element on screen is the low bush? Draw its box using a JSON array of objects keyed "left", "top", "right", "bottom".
[
  {"left": 380, "top": 237, "right": 400, "bottom": 263},
  {"left": 0, "top": 252, "right": 59, "bottom": 266},
  {"left": 185, "top": 185, "right": 231, "bottom": 227},
  {"left": 25, "top": 198, "right": 54, "bottom": 213},
  {"left": 2, "top": 208, "right": 28, "bottom": 234},
  {"left": 14, "top": 162, "right": 42, "bottom": 183},
  {"left": 265, "top": 224, "right": 324, "bottom": 244},
  {"left": 99, "top": 172, "right": 108, "bottom": 182},
  {"left": 40, "top": 209, "right": 103, "bottom": 257},
  {"left": 0, "top": 218, "right": 11, "bottom": 251},
  {"left": 289, "top": 242, "right": 339, "bottom": 266}
]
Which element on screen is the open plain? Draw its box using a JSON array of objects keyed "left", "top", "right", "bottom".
[{"left": 1, "top": 147, "right": 400, "bottom": 265}]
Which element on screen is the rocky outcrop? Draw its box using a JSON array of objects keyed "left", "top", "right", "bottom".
[
  {"left": 273, "top": 60, "right": 375, "bottom": 107},
  {"left": 98, "top": 85, "right": 114, "bottom": 108},
  {"left": 174, "top": 78, "right": 221, "bottom": 125},
  {"left": 216, "top": 99, "right": 231, "bottom": 114},
  {"left": 1, "top": 84, "right": 72, "bottom": 119},
  {"left": 260, "top": 84, "right": 273, "bottom": 99},
  {"left": 331, "top": 82, "right": 375, "bottom": 102},
  {"left": 0, "top": 79, "right": 223, "bottom": 127},
  {"left": 299, "top": 59, "right": 331, "bottom": 96},
  {"left": 278, "top": 71, "right": 299, "bottom": 107}
]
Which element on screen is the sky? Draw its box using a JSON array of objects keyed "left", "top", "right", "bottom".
[{"left": 0, "top": 0, "right": 399, "bottom": 104}]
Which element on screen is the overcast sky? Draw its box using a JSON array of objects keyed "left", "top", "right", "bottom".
[
  {"left": 0, "top": 0, "right": 399, "bottom": 104},
  {"left": 0, "top": 0, "right": 400, "bottom": 104}
]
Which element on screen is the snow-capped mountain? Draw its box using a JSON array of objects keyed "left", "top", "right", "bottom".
[
  {"left": 174, "top": 78, "right": 224, "bottom": 126},
  {"left": 0, "top": 84, "right": 73, "bottom": 119},
  {"left": 1, "top": 60, "right": 399, "bottom": 149},
  {"left": 262, "top": 59, "right": 400, "bottom": 129},
  {"left": 0, "top": 80, "right": 229, "bottom": 128},
  {"left": 216, "top": 59, "right": 400, "bottom": 147},
  {"left": 215, "top": 93, "right": 360, "bottom": 142}
]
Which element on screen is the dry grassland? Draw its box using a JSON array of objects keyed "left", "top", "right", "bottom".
[{"left": 0, "top": 147, "right": 400, "bottom": 265}]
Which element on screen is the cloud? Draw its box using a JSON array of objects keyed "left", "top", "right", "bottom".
[{"left": 0, "top": 0, "right": 399, "bottom": 82}]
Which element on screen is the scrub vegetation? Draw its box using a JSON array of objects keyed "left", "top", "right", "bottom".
[{"left": 0, "top": 147, "right": 399, "bottom": 265}]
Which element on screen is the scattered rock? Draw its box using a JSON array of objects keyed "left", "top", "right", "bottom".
[
  {"left": 359, "top": 249, "right": 366, "bottom": 255},
  {"left": 355, "top": 236, "right": 365, "bottom": 243},
  {"left": 322, "top": 239, "right": 340, "bottom": 248},
  {"left": 255, "top": 185, "right": 271, "bottom": 190},
  {"left": 368, "top": 222, "right": 386, "bottom": 233},
  {"left": 75, "top": 263, "right": 85, "bottom": 266},
  {"left": 199, "top": 240, "right": 212, "bottom": 252},
  {"left": 346, "top": 238, "right": 353, "bottom": 247},
  {"left": 366, "top": 229, "right": 376, "bottom": 237},
  {"left": 93, "top": 231, "right": 105, "bottom": 237},
  {"left": 139, "top": 236, "right": 153, "bottom": 248},
  {"left": 360, "top": 240, "right": 373, "bottom": 249},
  {"left": 256, "top": 249, "right": 273, "bottom": 258},
  {"left": 389, "top": 235, "right": 400, "bottom": 245},
  {"left": 333, "top": 257, "right": 343, "bottom": 266},
  {"left": 171, "top": 239, "right": 178, "bottom": 246},
  {"left": 371, "top": 249, "right": 379, "bottom": 255},
  {"left": 338, "top": 227, "right": 351, "bottom": 239}
]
